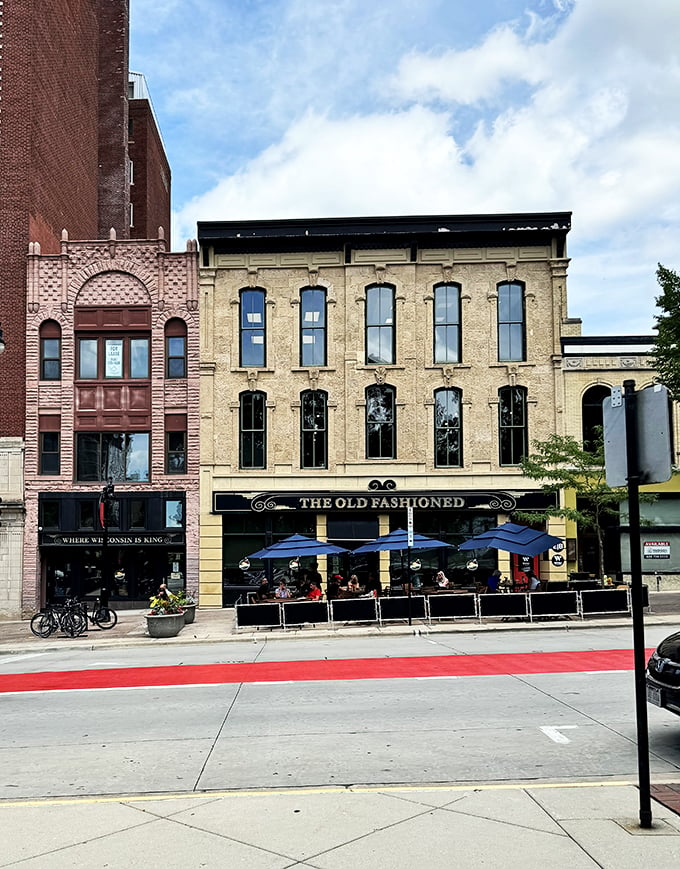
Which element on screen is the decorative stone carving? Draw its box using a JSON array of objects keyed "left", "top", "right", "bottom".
[{"left": 374, "top": 367, "right": 388, "bottom": 385}]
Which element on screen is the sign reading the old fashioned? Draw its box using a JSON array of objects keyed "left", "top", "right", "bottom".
[{"left": 213, "top": 490, "right": 556, "bottom": 514}]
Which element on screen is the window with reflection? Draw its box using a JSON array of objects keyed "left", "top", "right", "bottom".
[
  {"left": 239, "top": 391, "right": 266, "bottom": 469},
  {"left": 581, "top": 384, "right": 610, "bottom": 454},
  {"left": 300, "top": 287, "right": 326, "bottom": 366},
  {"left": 301, "top": 390, "right": 327, "bottom": 469},
  {"left": 366, "top": 384, "right": 396, "bottom": 459},
  {"left": 240, "top": 289, "right": 266, "bottom": 367},
  {"left": 434, "top": 284, "right": 461, "bottom": 363},
  {"left": 165, "top": 318, "right": 187, "bottom": 378},
  {"left": 497, "top": 282, "right": 526, "bottom": 362},
  {"left": 76, "top": 432, "right": 150, "bottom": 481},
  {"left": 366, "top": 284, "right": 395, "bottom": 364},
  {"left": 165, "top": 499, "right": 184, "bottom": 528},
  {"left": 499, "top": 386, "right": 527, "bottom": 465},
  {"left": 77, "top": 336, "right": 149, "bottom": 379},
  {"left": 40, "top": 320, "right": 62, "bottom": 380},
  {"left": 434, "top": 388, "right": 462, "bottom": 467}
]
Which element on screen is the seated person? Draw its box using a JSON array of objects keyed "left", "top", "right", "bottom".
[
  {"left": 486, "top": 569, "right": 502, "bottom": 594},
  {"left": 306, "top": 581, "right": 322, "bottom": 600},
  {"left": 274, "top": 580, "right": 290, "bottom": 599},
  {"left": 527, "top": 570, "right": 541, "bottom": 591},
  {"left": 327, "top": 575, "right": 342, "bottom": 601},
  {"left": 347, "top": 574, "right": 360, "bottom": 593},
  {"left": 364, "top": 572, "right": 382, "bottom": 598},
  {"left": 435, "top": 570, "right": 450, "bottom": 589},
  {"left": 255, "top": 577, "right": 271, "bottom": 601}
]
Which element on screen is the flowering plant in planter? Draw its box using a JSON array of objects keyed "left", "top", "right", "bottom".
[
  {"left": 174, "top": 589, "right": 196, "bottom": 607},
  {"left": 148, "top": 594, "right": 184, "bottom": 616}
]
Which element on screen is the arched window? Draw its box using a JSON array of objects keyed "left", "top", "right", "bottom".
[
  {"left": 366, "top": 384, "right": 396, "bottom": 459},
  {"left": 239, "top": 391, "right": 266, "bottom": 469},
  {"left": 433, "top": 283, "right": 461, "bottom": 363},
  {"left": 40, "top": 320, "right": 61, "bottom": 380},
  {"left": 365, "top": 284, "right": 395, "bottom": 364},
  {"left": 434, "top": 388, "right": 462, "bottom": 467},
  {"left": 300, "top": 390, "right": 328, "bottom": 469},
  {"left": 582, "top": 384, "right": 610, "bottom": 454},
  {"left": 300, "top": 287, "right": 326, "bottom": 366},
  {"left": 499, "top": 386, "right": 527, "bottom": 465},
  {"left": 165, "top": 318, "right": 187, "bottom": 378},
  {"left": 240, "top": 288, "right": 266, "bottom": 367},
  {"left": 497, "top": 282, "right": 525, "bottom": 362}
]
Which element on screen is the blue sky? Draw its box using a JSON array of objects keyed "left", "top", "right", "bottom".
[{"left": 130, "top": 0, "right": 680, "bottom": 336}]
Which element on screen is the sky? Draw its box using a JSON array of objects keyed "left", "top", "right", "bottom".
[{"left": 129, "top": 0, "right": 680, "bottom": 336}]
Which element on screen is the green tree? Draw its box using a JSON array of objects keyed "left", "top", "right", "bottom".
[
  {"left": 516, "top": 432, "right": 628, "bottom": 580},
  {"left": 652, "top": 264, "right": 680, "bottom": 398}
]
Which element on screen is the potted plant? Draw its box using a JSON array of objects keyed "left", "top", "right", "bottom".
[
  {"left": 145, "top": 594, "right": 185, "bottom": 638},
  {"left": 175, "top": 589, "right": 197, "bottom": 624}
]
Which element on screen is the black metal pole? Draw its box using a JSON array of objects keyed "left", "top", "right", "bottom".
[
  {"left": 100, "top": 479, "right": 114, "bottom": 609},
  {"left": 624, "top": 379, "right": 652, "bottom": 828}
]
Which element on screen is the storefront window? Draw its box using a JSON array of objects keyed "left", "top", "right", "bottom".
[{"left": 165, "top": 499, "right": 184, "bottom": 528}]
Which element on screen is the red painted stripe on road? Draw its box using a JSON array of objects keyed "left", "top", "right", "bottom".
[{"left": 0, "top": 649, "right": 652, "bottom": 694}]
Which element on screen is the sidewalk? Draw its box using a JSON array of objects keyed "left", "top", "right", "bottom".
[
  {"left": 0, "top": 781, "right": 679, "bottom": 868},
  {"left": 1, "top": 598, "right": 679, "bottom": 655}
]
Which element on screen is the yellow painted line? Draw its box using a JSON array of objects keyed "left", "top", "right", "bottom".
[{"left": 0, "top": 780, "right": 637, "bottom": 809}]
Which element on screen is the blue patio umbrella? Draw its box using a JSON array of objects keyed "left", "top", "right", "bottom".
[
  {"left": 458, "top": 522, "right": 562, "bottom": 557},
  {"left": 247, "top": 533, "right": 348, "bottom": 560},
  {"left": 352, "top": 528, "right": 452, "bottom": 554}
]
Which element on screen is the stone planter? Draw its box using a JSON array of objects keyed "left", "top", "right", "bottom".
[
  {"left": 145, "top": 612, "right": 185, "bottom": 638},
  {"left": 182, "top": 603, "right": 197, "bottom": 624}
]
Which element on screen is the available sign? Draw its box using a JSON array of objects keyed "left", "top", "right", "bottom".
[{"left": 643, "top": 541, "right": 671, "bottom": 559}]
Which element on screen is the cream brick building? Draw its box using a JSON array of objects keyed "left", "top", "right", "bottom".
[
  {"left": 197, "top": 214, "right": 575, "bottom": 606},
  {"left": 22, "top": 230, "right": 200, "bottom": 614}
]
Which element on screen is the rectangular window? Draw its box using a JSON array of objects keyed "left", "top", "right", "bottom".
[
  {"left": 40, "top": 500, "right": 60, "bottom": 529},
  {"left": 130, "top": 338, "right": 150, "bottom": 378},
  {"left": 499, "top": 386, "right": 527, "bottom": 465},
  {"left": 165, "top": 499, "right": 184, "bottom": 528},
  {"left": 434, "top": 389, "right": 462, "bottom": 467},
  {"left": 76, "top": 432, "right": 150, "bottom": 482},
  {"left": 166, "top": 336, "right": 187, "bottom": 378},
  {"left": 434, "top": 284, "right": 461, "bottom": 363},
  {"left": 40, "top": 432, "right": 61, "bottom": 475},
  {"left": 79, "top": 338, "right": 99, "bottom": 379},
  {"left": 498, "top": 283, "right": 526, "bottom": 362},
  {"left": 301, "top": 391, "right": 327, "bottom": 469},
  {"left": 130, "top": 499, "right": 147, "bottom": 529},
  {"left": 366, "top": 285, "right": 395, "bottom": 364},
  {"left": 300, "top": 288, "right": 327, "bottom": 366},
  {"left": 240, "top": 289, "right": 266, "bottom": 367},
  {"left": 240, "top": 392, "right": 266, "bottom": 469},
  {"left": 77, "top": 336, "right": 151, "bottom": 379},
  {"left": 41, "top": 338, "right": 61, "bottom": 380},
  {"left": 366, "top": 385, "right": 396, "bottom": 459},
  {"left": 166, "top": 431, "right": 187, "bottom": 474},
  {"left": 77, "top": 501, "right": 96, "bottom": 529}
]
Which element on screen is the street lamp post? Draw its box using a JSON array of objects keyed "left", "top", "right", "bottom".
[{"left": 99, "top": 479, "right": 115, "bottom": 608}]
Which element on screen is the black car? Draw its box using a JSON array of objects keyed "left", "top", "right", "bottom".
[{"left": 646, "top": 631, "right": 680, "bottom": 716}]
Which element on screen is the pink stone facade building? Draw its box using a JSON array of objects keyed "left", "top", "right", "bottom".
[{"left": 22, "top": 232, "right": 199, "bottom": 613}]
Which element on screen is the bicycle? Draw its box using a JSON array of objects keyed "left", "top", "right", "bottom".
[
  {"left": 84, "top": 598, "right": 118, "bottom": 630},
  {"left": 30, "top": 598, "right": 88, "bottom": 638}
]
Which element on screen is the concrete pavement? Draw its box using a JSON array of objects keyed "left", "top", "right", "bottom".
[
  {"left": 1, "top": 781, "right": 680, "bottom": 868},
  {"left": 1, "top": 594, "right": 680, "bottom": 867}
]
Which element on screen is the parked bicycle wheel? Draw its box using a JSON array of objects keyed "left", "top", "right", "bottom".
[
  {"left": 60, "top": 610, "right": 88, "bottom": 637},
  {"left": 93, "top": 606, "right": 118, "bottom": 629},
  {"left": 30, "top": 611, "right": 57, "bottom": 638}
]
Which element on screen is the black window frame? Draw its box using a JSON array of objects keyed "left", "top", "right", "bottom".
[
  {"left": 166, "top": 430, "right": 187, "bottom": 475},
  {"left": 240, "top": 288, "right": 266, "bottom": 368},
  {"left": 365, "top": 284, "right": 395, "bottom": 365},
  {"left": 434, "top": 387, "right": 463, "bottom": 468},
  {"left": 165, "top": 318, "right": 188, "bottom": 379},
  {"left": 499, "top": 385, "right": 528, "bottom": 466},
  {"left": 39, "top": 431, "right": 61, "bottom": 476},
  {"left": 497, "top": 282, "right": 526, "bottom": 362},
  {"left": 239, "top": 390, "right": 267, "bottom": 469},
  {"left": 581, "top": 384, "right": 611, "bottom": 454},
  {"left": 433, "top": 283, "right": 461, "bottom": 364},
  {"left": 40, "top": 331, "right": 62, "bottom": 381},
  {"left": 299, "top": 287, "right": 327, "bottom": 367},
  {"left": 300, "top": 390, "right": 328, "bottom": 470},
  {"left": 365, "top": 384, "right": 396, "bottom": 460}
]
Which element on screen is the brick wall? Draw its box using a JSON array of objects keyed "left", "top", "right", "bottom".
[{"left": 129, "top": 100, "right": 171, "bottom": 240}]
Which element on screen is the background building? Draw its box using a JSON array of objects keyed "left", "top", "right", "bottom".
[
  {"left": 0, "top": 0, "right": 170, "bottom": 617},
  {"left": 197, "top": 213, "right": 573, "bottom": 607},
  {"left": 23, "top": 233, "right": 199, "bottom": 614}
]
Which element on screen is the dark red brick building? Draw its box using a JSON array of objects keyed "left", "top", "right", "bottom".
[{"left": 0, "top": 0, "right": 170, "bottom": 438}]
